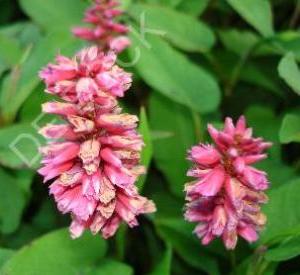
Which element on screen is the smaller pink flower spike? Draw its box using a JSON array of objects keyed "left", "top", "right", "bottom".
[
  {"left": 184, "top": 116, "right": 271, "bottom": 250},
  {"left": 73, "top": 0, "right": 130, "bottom": 53}
]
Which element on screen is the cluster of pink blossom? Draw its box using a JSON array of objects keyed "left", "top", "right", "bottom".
[
  {"left": 38, "top": 46, "right": 155, "bottom": 239},
  {"left": 73, "top": 0, "right": 130, "bottom": 53},
  {"left": 184, "top": 116, "right": 272, "bottom": 249}
]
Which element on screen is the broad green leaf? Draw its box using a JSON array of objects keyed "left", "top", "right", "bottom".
[
  {"left": 0, "top": 31, "right": 84, "bottom": 123},
  {"left": 85, "top": 259, "right": 133, "bottom": 275},
  {"left": 0, "top": 22, "right": 41, "bottom": 48},
  {"left": 149, "top": 93, "right": 196, "bottom": 196},
  {"left": 279, "top": 114, "right": 300, "bottom": 143},
  {"left": 278, "top": 52, "right": 300, "bottom": 95},
  {"left": 145, "top": 0, "right": 182, "bottom": 6},
  {"left": 218, "top": 29, "right": 259, "bottom": 56},
  {"left": 19, "top": 0, "right": 87, "bottom": 32},
  {"left": 177, "top": 0, "right": 209, "bottom": 16},
  {"left": 0, "top": 249, "right": 14, "bottom": 269},
  {"left": 129, "top": 34, "right": 221, "bottom": 113},
  {"left": 218, "top": 29, "right": 298, "bottom": 61},
  {"left": 120, "top": 0, "right": 132, "bottom": 10},
  {"left": 260, "top": 178, "right": 300, "bottom": 245},
  {"left": 0, "top": 34, "right": 22, "bottom": 66},
  {"left": 149, "top": 244, "right": 172, "bottom": 275},
  {"left": 19, "top": 84, "right": 53, "bottom": 123},
  {"left": 0, "top": 168, "right": 27, "bottom": 233},
  {"left": 129, "top": 4, "right": 215, "bottom": 52},
  {"left": 1, "top": 228, "right": 107, "bottom": 275},
  {"left": 0, "top": 123, "right": 44, "bottom": 169},
  {"left": 226, "top": 0, "right": 274, "bottom": 37},
  {"left": 0, "top": 33, "right": 22, "bottom": 78},
  {"left": 15, "top": 169, "right": 35, "bottom": 197},
  {"left": 32, "top": 200, "right": 58, "bottom": 232},
  {"left": 265, "top": 236, "right": 300, "bottom": 262},
  {"left": 137, "top": 107, "right": 153, "bottom": 189},
  {"left": 227, "top": 31, "right": 300, "bottom": 60}
]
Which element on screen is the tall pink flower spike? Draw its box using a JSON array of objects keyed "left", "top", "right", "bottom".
[
  {"left": 38, "top": 46, "right": 156, "bottom": 239},
  {"left": 73, "top": 0, "right": 131, "bottom": 53},
  {"left": 184, "top": 116, "right": 272, "bottom": 249}
]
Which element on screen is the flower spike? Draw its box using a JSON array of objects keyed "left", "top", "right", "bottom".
[{"left": 184, "top": 116, "right": 272, "bottom": 249}]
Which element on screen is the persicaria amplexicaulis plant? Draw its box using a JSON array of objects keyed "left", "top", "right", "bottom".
[
  {"left": 184, "top": 116, "right": 272, "bottom": 249},
  {"left": 38, "top": 46, "right": 156, "bottom": 239},
  {"left": 36, "top": 0, "right": 272, "bottom": 251}
]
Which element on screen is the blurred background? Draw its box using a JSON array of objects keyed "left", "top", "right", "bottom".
[{"left": 0, "top": 0, "right": 300, "bottom": 274}]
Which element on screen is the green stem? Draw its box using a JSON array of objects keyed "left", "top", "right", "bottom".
[
  {"left": 230, "top": 250, "right": 237, "bottom": 272},
  {"left": 115, "top": 224, "right": 127, "bottom": 261},
  {"left": 192, "top": 111, "right": 202, "bottom": 142}
]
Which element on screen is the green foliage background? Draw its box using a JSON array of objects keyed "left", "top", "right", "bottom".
[{"left": 0, "top": 0, "right": 300, "bottom": 274}]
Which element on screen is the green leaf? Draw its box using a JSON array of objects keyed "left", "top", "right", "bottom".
[
  {"left": 145, "top": 0, "right": 182, "bottom": 7},
  {"left": 19, "top": 0, "right": 87, "bottom": 32},
  {"left": 0, "top": 123, "right": 44, "bottom": 169},
  {"left": 120, "top": 0, "right": 132, "bottom": 10},
  {"left": 226, "top": 0, "right": 274, "bottom": 37},
  {"left": 149, "top": 93, "right": 196, "bottom": 196},
  {"left": 260, "top": 178, "right": 300, "bottom": 245},
  {"left": 129, "top": 4, "right": 215, "bottom": 52},
  {"left": 0, "top": 22, "right": 41, "bottom": 48},
  {"left": 0, "top": 33, "right": 22, "bottom": 66},
  {"left": 218, "top": 29, "right": 259, "bottom": 56},
  {"left": 85, "top": 259, "right": 133, "bottom": 275},
  {"left": 129, "top": 33, "right": 221, "bottom": 113},
  {"left": 0, "top": 249, "right": 14, "bottom": 269},
  {"left": 1, "top": 228, "right": 107, "bottom": 275},
  {"left": 0, "top": 168, "right": 27, "bottom": 233},
  {"left": 137, "top": 107, "right": 153, "bottom": 190},
  {"left": 265, "top": 236, "right": 300, "bottom": 262},
  {"left": 279, "top": 114, "right": 300, "bottom": 144},
  {"left": 19, "top": 84, "right": 53, "bottom": 123},
  {"left": 177, "top": 0, "right": 209, "bottom": 16},
  {"left": 149, "top": 244, "right": 172, "bottom": 275},
  {"left": 0, "top": 31, "right": 84, "bottom": 123},
  {"left": 278, "top": 52, "right": 300, "bottom": 95}
]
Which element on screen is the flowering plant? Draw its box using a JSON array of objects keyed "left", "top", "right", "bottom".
[{"left": 0, "top": 0, "right": 299, "bottom": 274}]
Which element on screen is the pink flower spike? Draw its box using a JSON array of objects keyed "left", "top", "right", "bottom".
[
  {"left": 38, "top": 46, "right": 156, "bottom": 239},
  {"left": 73, "top": 0, "right": 130, "bottom": 52},
  {"left": 184, "top": 116, "right": 271, "bottom": 250}
]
